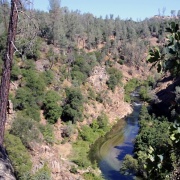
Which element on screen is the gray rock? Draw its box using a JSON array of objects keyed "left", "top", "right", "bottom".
[{"left": 0, "top": 146, "right": 16, "bottom": 180}]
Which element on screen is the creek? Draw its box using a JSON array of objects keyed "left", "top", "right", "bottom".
[{"left": 89, "top": 92, "right": 142, "bottom": 180}]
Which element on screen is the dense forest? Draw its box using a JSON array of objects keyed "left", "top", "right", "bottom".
[{"left": 0, "top": 0, "right": 180, "bottom": 179}]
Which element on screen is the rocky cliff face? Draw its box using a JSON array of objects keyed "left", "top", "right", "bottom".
[{"left": 0, "top": 146, "right": 16, "bottom": 180}]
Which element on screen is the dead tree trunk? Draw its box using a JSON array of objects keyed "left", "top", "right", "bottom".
[{"left": 0, "top": 0, "right": 20, "bottom": 145}]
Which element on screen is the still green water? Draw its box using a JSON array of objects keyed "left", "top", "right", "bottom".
[{"left": 90, "top": 102, "right": 141, "bottom": 180}]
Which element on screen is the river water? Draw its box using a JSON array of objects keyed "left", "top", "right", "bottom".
[{"left": 89, "top": 94, "right": 141, "bottom": 180}]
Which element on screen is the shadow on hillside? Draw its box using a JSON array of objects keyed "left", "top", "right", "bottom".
[{"left": 151, "top": 77, "right": 180, "bottom": 118}]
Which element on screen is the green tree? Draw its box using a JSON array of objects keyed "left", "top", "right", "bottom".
[
  {"left": 61, "top": 87, "right": 84, "bottom": 123},
  {"left": 48, "top": 0, "right": 61, "bottom": 45},
  {"left": 43, "top": 90, "right": 62, "bottom": 124},
  {"left": 106, "top": 67, "right": 122, "bottom": 91},
  {"left": 14, "top": 87, "right": 41, "bottom": 121},
  {"left": 96, "top": 113, "right": 109, "bottom": 131}
]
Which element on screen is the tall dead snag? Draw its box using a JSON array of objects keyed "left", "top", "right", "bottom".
[{"left": 0, "top": 0, "right": 20, "bottom": 145}]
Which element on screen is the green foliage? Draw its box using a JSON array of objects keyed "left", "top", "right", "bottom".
[
  {"left": 79, "top": 125, "right": 100, "bottom": 144},
  {"left": 14, "top": 65, "right": 47, "bottom": 120},
  {"left": 61, "top": 121, "right": 76, "bottom": 138},
  {"left": 124, "top": 78, "right": 140, "bottom": 102},
  {"left": 72, "top": 140, "right": 91, "bottom": 168},
  {"left": 23, "top": 106, "right": 41, "bottom": 122},
  {"left": 88, "top": 87, "right": 96, "bottom": 100},
  {"left": 121, "top": 155, "right": 139, "bottom": 175},
  {"left": 43, "top": 90, "right": 62, "bottom": 124},
  {"left": 10, "top": 115, "right": 41, "bottom": 147},
  {"left": 138, "top": 76, "right": 156, "bottom": 102},
  {"left": 39, "top": 124, "right": 55, "bottom": 144},
  {"left": 14, "top": 87, "right": 41, "bottom": 121},
  {"left": 14, "top": 87, "right": 35, "bottom": 110},
  {"left": 61, "top": 87, "right": 84, "bottom": 123},
  {"left": 139, "top": 86, "right": 151, "bottom": 102},
  {"left": 145, "top": 21, "right": 180, "bottom": 179},
  {"left": 25, "top": 38, "right": 41, "bottom": 60},
  {"left": 32, "top": 164, "right": 51, "bottom": 180},
  {"left": 106, "top": 67, "right": 122, "bottom": 91},
  {"left": 73, "top": 55, "right": 91, "bottom": 75},
  {"left": 71, "top": 70, "right": 86, "bottom": 84},
  {"left": 44, "top": 104, "right": 60, "bottom": 123},
  {"left": 59, "top": 64, "right": 69, "bottom": 81},
  {"left": 69, "top": 166, "right": 78, "bottom": 174},
  {"left": 125, "top": 106, "right": 177, "bottom": 179},
  {"left": 107, "top": 67, "right": 122, "bottom": 91},
  {"left": 72, "top": 114, "right": 110, "bottom": 169},
  {"left": 11, "top": 62, "right": 21, "bottom": 81},
  {"left": 0, "top": 32, "right": 7, "bottom": 58},
  {"left": 4, "top": 133, "right": 32, "bottom": 179},
  {"left": 22, "top": 69, "right": 45, "bottom": 97},
  {"left": 147, "top": 22, "right": 180, "bottom": 76},
  {"left": 70, "top": 53, "right": 97, "bottom": 84},
  {"left": 96, "top": 113, "right": 110, "bottom": 131},
  {"left": 47, "top": 47, "right": 59, "bottom": 64},
  {"left": 79, "top": 115, "right": 109, "bottom": 144},
  {"left": 96, "top": 93, "right": 103, "bottom": 103},
  {"left": 94, "top": 51, "right": 103, "bottom": 63},
  {"left": 83, "top": 172, "right": 103, "bottom": 180},
  {"left": 41, "top": 70, "right": 54, "bottom": 85},
  {"left": 23, "top": 59, "right": 36, "bottom": 70}
]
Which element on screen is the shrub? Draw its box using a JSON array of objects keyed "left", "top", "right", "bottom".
[
  {"left": 43, "top": 90, "right": 62, "bottom": 124},
  {"left": 10, "top": 115, "right": 41, "bottom": 147},
  {"left": 139, "top": 86, "right": 151, "bottom": 101},
  {"left": 22, "top": 69, "right": 45, "bottom": 97},
  {"left": 39, "top": 124, "right": 55, "bottom": 144},
  {"left": 72, "top": 140, "right": 91, "bottom": 168},
  {"left": 61, "top": 121, "right": 75, "bottom": 138},
  {"left": 80, "top": 125, "right": 98, "bottom": 143},
  {"left": 32, "top": 164, "right": 51, "bottom": 180},
  {"left": 73, "top": 55, "right": 91, "bottom": 76},
  {"left": 121, "top": 155, "right": 138, "bottom": 175},
  {"left": 4, "top": 133, "right": 32, "bottom": 179},
  {"left": 106, "top": 67, "right": 122, "bottom": 91},
  {"left": 14, "top": 87, "right": 34, "bottom": 110},
  {"left": 41, "top": 70, "right": 54, "bottom": 85},
  {"left": 72, "top": 115, "right": 110, "bottom": 169},
  {"left": 88, "top": 87, "right": 96, "bottom": 100},
  {"left": 96, "top": 93, "right": 103, "bottom": 103},
  {"left": 71, "top": 70, "right": 86, "bottom": 84},
  {"left": 97, "top": 113, "right": 109, "bottom": 131},
  {"left": 61, "top": 87, "right": 84, "bottom": 123},
  {"left": 83, "top": 172, "right": 103, "bottom": 180},
  {"left": 124, "top": 78, "right": 140, "bottom": 102},
  {"left": 25, "top": 38, "right": 41, "bottom": 60},
  {"left": 23, "top": 107, "right": 41, "bottom": 122},
  {"left": 14, "top": 87, "right": 41, "bottom": 121},
  {"left": 11, "top": 63, "right": 21, "bottom": 81},
  {"left": 69, "top": 166, "right": 78, "bottom": 174}
]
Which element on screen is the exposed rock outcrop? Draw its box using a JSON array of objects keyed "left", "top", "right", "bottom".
[
  {"left": 0, "top": 146, "right": 16, "bottom": 180},
  {"left": 88, "top": 65, "right": 109, "bottom": 92}
]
